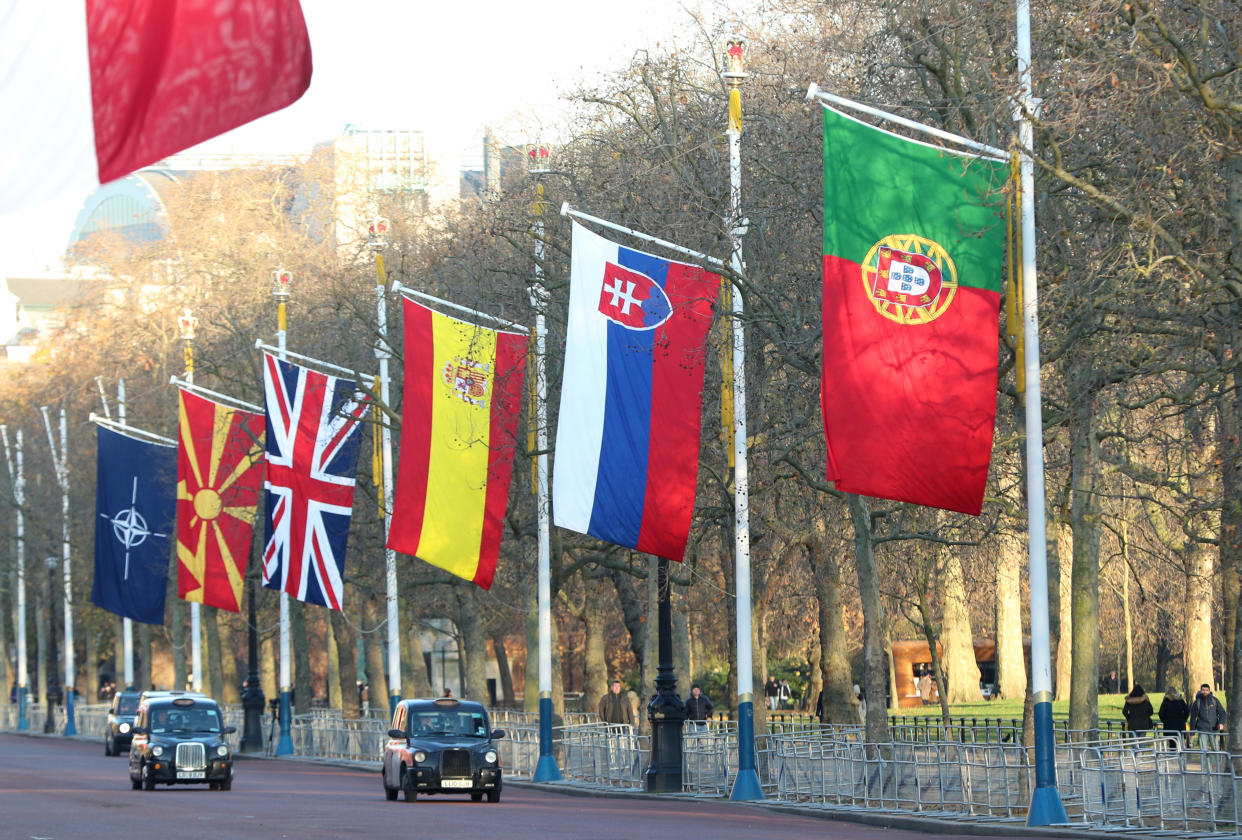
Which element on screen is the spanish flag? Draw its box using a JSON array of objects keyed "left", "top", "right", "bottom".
[
  {"left": 177, "top": 389, "right": 266, "bottom": 611},
  {"left": 388, "top": 298, "right": 527, "bottom": 588}
]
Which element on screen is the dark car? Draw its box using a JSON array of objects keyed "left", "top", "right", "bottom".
[
  {"left": 104, "top": 690, "right": 141, "bottom": 756},
  {"left": 381, "top": 697, "right": 505, "bottom": 802},
  {"left": 128, "top": 694, "right": 236, "bottom": 791}
]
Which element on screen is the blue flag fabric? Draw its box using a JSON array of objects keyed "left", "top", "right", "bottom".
[{"left": 92, "top": 425, "right": 177, "bottom": 624}]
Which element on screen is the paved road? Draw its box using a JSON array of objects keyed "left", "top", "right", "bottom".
[{"left": 1, "top": 733, "right": 1022, "bottom": 840}]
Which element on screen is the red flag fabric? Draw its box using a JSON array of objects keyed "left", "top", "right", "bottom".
[
  {"left": 0, "top": 0, "right": 313, "bottom": 214},
  {"left": 820, "top": 105, "right": 1009, "bottom": 515}
]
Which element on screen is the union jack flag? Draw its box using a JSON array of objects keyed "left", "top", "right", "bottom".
[{"left": 261, "top": 353, "right": 369, "bottom": 609}]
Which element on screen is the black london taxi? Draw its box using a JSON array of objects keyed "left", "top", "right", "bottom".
[
  {"left": 128, "top": 693, "right": 236, "bottom": 790},
  {"left": 104, "top": 689, "right": 141, "bottom": 756},
  {"left": 381, "top": 697, "right": 505, "bottom": 802}
]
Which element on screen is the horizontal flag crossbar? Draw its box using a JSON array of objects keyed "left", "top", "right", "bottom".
[
  {"left": 168, "top": 377, "right": 262, "bottom": 414},
  {"left": 392, "top": 282, "right": 529, "bottom": 334},
  {"left": 561, "top": 204, "right": 727, "bottom": 269},
  {"left": 88, "top": 413, "right": 176, "bottom": 447},
  {"left": 806, "top": 83, "right": 1009, "bottom": 163},
  {"left": 254, "top": 340, "right": 375, "bottom": 380}
]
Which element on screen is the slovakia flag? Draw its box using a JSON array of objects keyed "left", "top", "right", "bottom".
[
  {"left": 553, "top": 222, "right": 720, "bottom": 561},
  {"left": 0, "top": 0, "right": 312, "bottom": 215}
]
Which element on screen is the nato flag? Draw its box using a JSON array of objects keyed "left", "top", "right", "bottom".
[{"left": 91, "top": 426, "right": 176, "bottom": 624}]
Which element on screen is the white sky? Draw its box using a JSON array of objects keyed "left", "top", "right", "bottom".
[{"left": 0, "top": 0, "right": 722, "bottom": 277}]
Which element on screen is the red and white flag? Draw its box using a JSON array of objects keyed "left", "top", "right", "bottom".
[{"left": 0, "top": 0, "right": 313, "bottom": 214}]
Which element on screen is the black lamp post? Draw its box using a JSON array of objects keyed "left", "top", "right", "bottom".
[
  {"left": 644, "top": 556, "right": 685, "bottom": 792},
  {"left": 44, "top": 556, "right": 59, "bottom": 734},
  {"left": 239, "top": 583, "right": 265, "bottom": 752}
]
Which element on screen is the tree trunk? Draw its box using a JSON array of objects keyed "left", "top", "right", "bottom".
[
  {"left": 492, "top": 632, "right": 516, "bottom": 707},
  {"left": 217, "top": 612, "right": 239, "bottom": 703},
  {"left": 363, "top": 596, "right": 389, "bottom": 711},
  {"left": 137, "top": 622, "right": 151, "bottom": 692},
  {"left": 456, "top": 587, "right": 488, "bottom": 703},
  {"left": 289, "top": 600, "right": 312, "bottom": 714},
  {"left": 406, "top": 621, "right": 433, "bottom": 699},
  {"left": 606, "top": 565, "right": 647, "bottom": 678},
  {"left": 204, "top": 608, "right": 225, "bottom": 701},
  {"left": 811, "top": 540, "right": 854, "bottom": 723},
  {"left": 169, "top": 575, "right": 185, "bottom": 690},
  {"left": 848, "top": 493, "right": 891, "bottom": 743},
  {"left": 327, "top": 611, "right": 342, "bottom": 709},
  {"left": 1054, "top": 520, "right": 1073, "bottom": 700},
  {"left": 582, "top": 574, "right": 609, "bottom": 716},
  {"left": 938, "top": 549, "right": 981, "bottom": 702},
  {"left": 524, "top": 577, "right": 538, "bottom": 715},
  {"left": 329, "top": 609, "right": 359, "bottom": 718},
  {"left": 1186, "top": 543, "right": 1216, "bottom": 691},
  {"left": 1068, "top": 401, "right": 1102, "bottom": 735},
  {"left": 995, "top": 533, "right": 1027, "bottom": 700}
]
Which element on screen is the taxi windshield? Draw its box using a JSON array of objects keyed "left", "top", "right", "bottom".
[
  {"left": 411, "top": 711, "right": 488, "bottom": 738},
  {"left": 117, "top": 696, "right": 139, "bottom": 715},
  {"left": 149, "top": 707, "right": 222, "bottom": 734}
]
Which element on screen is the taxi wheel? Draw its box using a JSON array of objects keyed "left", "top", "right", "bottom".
[
  {"left": 105, "top": 740, "right": 113, "bottom": 756},
  {"left": 400, "top": 770, "right": 417, "bottom": 802},
  {"left": 383, "top": 771, "right": 398, "bottom": 801},
  {"left": 470, "top": 792, "right": 483, "bottom": 802},
  {"left": 209, "top": 782, "right": 220, "bottom": 790},
  {"left": 141, "top": 764, "right": 155, "bottom": 791},
  {"left": 131, "top": 776, "right": 141, "bottom": 790},
  {"left": 487, "top": 790, "right": 501, "bottom": 803},
  {"left": 219, "top": 779, "right": 232, "bottom": 791}
]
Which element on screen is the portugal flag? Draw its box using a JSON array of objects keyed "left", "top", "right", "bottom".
[
  {"left": 820, "top": 105, "right": 1008, "bottom": 515},
  {"left": 177, "top": 389, "right": 266, "bottom": 611},
  {"left": 387, "top": 298, "right": 526, "bottom": 589}
]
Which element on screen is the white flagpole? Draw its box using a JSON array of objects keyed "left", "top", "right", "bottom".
[
  {"left": 181, "top": 312, "right": 202, "bottom": 694},
  {"left": 724, "top": 38, "right": 760, "bottom": 801},
  {"left": 273, "top": 269, "right": 294, "bottom": 756},
  {"left": 41, "top": 405, "right": 75, "bottom": 735},
  {"left": 368, "top": 220, "right": 401, "bottom": 717},
  {"left": 117, "top": 382, "right": 135, "bottom": 689},
  {"left": 529, "top": 152, "right": 562, "bottom": 781},
  {"left": 2, "top": 426, "right": 28, "bottom": 729},
  {"left": 1016, "top": 0, "right": 1066, "bottom": 826}
]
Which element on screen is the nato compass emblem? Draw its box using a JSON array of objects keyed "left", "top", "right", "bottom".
[{"left": 100, "top": 476, "right": 168, "bottom": 579}]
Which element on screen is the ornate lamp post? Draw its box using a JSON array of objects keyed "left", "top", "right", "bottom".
[
  {"left": 239, "top": 582, "right": 265, "bottom": 752},
  {"left": 644, "top": 556, "right": 686, "bottom": 792}
]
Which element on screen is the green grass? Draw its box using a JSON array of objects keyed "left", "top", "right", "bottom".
[{"left": 890, "top": 695, "right": 1132, "bottom": 724}]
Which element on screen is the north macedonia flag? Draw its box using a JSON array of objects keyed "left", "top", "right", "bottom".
[{"left": 177, "top": 389, "right": 266, "bottom": 611}]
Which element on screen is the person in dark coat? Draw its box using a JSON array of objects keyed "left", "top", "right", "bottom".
[
  {"left": 684, "top": 684, "right": 714, "bottom": 731},
  {"left": 1123, "top": 683, "right": 1154, "bottom": 734},
  {"left": 1158, "top": 686, "right": 1189, "bottom": 747}
]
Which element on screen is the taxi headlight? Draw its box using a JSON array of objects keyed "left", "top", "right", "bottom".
[
  {"left": 484, "top": 749, "right": 498, "bottom": 764},
  {"left": 151, "top": 745, "right": 164, "bottom": 757},
  {"left": 118, "top": 723, "right": 131, "bottom": 734},
  {"left": 412, "top": 750, "right": 427, "bottom": 764},
  {"left": 216, "top": 744, "right": 229, "bottom": 757}
]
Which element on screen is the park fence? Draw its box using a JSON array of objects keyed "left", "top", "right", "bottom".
[{"left": 10, "top": 703, "right": 1242, "bottom": 835}]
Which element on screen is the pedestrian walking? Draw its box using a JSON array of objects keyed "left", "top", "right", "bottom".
[
  {"left": 777, "top": 679, "right": 792, "bottom": 711},
  {"left": 685, "top": 684, "right": 713, "bottom": 732},
  {"left": 1158, "top": 686, "right": 1189, "bottom": 748},
  {"left": 599, "top": 678, "right": 635, "bottom": 726},
  {"left": 1122, "top": 684, "right": 1154, "bottom": 734},
  {"left": 1190, "top": 683, "right": 1226, "bottom": 748},
  {"left": 764, "top": 676, "right": 780, "bottom": 711}
]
